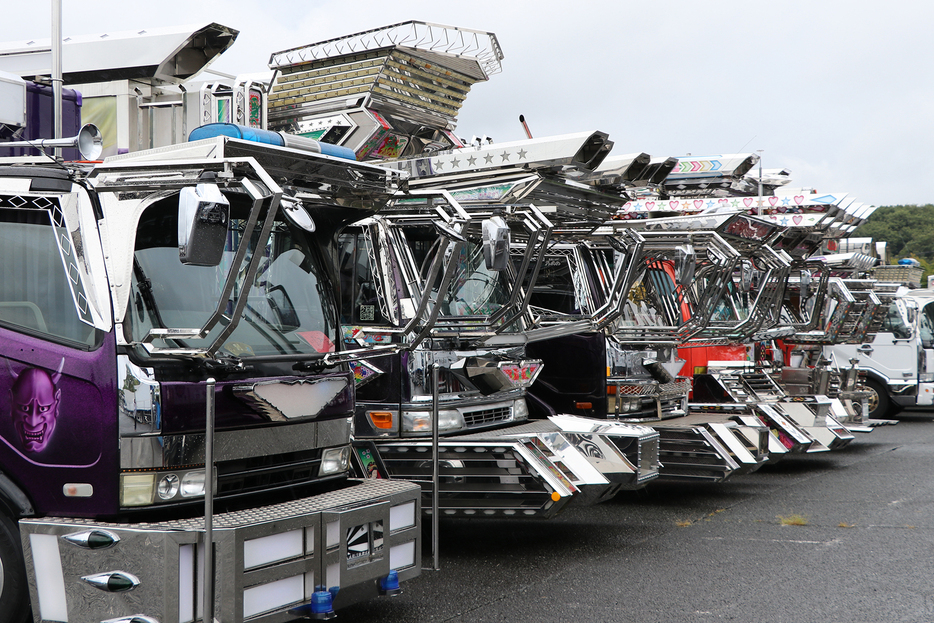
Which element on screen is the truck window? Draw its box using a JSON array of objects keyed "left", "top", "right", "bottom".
[
  {"left": 881, "top": 302, "right": 911, "bottom": 339},
  {"left": 338, "top": 232, "right": 389, "bottom": 325},
  {"left": 126, "top": 194, "right": 337, "bottom": 357},
  {"left": 0, "top": 206, "right": 103, "bottom": 347},
  {"left": 528, "top": 256, "right": 581, "bottom": 315}
]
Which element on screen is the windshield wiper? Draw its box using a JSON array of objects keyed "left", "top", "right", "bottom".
[{"left": 202, "top": 354, "right": 249, "bottom": 374}]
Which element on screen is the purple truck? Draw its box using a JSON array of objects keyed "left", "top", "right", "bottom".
[{"left": 0, "top": 131, "right": 421, "bottom": 623}]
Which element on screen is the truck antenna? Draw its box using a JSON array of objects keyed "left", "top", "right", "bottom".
[{"left": 519, "top": 115, "right": 533, "bottom": 139}]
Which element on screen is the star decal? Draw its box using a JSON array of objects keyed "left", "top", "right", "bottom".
[
  {"left": 484, "top": 153, "right": 494, "bottom": 164},
  {"left": 436, "top": 159, "right": 445, "bottom": 171},
  {"left": 731, "top": 199, "right": 740, "bottom": 208},
  {"left": 781, "top": 197, "right": 791, "bottom": 205},
  {"left": 517, "top": 149, "right": 528, "bottom": 160},
  {"left": 467, "top": 156, "right": 477, "bottom": 166},
  {"left": 706, "top": 200, "right": 715, "bottom": 208},
  {"left": 500, "top": 151, "right": 511, "bottom": 162},
  {"left": 451, "top": 157, "right": 461, "bottom": 168}
]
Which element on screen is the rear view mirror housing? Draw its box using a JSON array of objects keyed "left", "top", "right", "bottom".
[
  {"left": 481, "top": 216, "right": 510, "bottom": 271},
  {"left": 178, "top": 182, "right": 230, "bottom": 266}
]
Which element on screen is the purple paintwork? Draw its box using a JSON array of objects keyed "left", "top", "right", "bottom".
[
  {"left": 8, "top": 361, "right": 63, "bottom": 453},
  {"left": 1, "top": 327, "right": 119, "bottom": 517}
]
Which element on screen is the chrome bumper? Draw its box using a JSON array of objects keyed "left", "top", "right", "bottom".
[{"left": 21, "top": 479, "right": 420, "bottom": 623}]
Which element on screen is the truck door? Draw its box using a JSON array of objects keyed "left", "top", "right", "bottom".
[{"left": 827, "top": 299, "right": 916, "bottom": 385}]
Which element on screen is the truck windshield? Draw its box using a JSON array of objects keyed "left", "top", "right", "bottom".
[
  {"left": 920, "top": 303, "right": 934, "bottom": 346},
  {"left": 528, "top": 255, "right": 582, "bottom": 316},
  {"left": 436, "top": 243, "right": 511, "bottom": 317},
  {"left": 881, "top": 301, "right": 912, "bottom": 339},
  {"left": 126, "top": 195, "right": 337, "bottom": 358}
]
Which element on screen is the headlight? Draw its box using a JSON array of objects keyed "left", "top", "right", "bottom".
[
  {"left": 157, "top": 474, "right": 180, "bottom": 500},
  {"left": 402, "top": 409, "right": 465, "bottom": 434},
  {"left": 120, "top": 473, "right": 155, "bottom": 507},
  {"left": 180, "top": 470, "right": 206, "bottom": 498},
  {"left": 320, "top": 446, "right": 351, "bottom": 475},
  {"left": 121, "top": 469, "right": 208, "bottom": 506},
  {"left": 513, "top": 398, "right": 529, "bottom": 421}
]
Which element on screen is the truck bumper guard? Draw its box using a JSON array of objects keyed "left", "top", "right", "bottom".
[
  {"left": 20, "top": 479, "right": 421, "bottom": 623},
  {"left": 374, "top": 417, "right": 659, "bottom": 517}
]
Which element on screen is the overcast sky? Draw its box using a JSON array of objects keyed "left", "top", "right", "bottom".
[{"left": 12, "top": 0, "right": 934, "bottom": 207}]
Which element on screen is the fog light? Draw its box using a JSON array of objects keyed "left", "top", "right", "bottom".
[
  {"left": 513, "top": 398, "right": 529, "bottom": 420},
  {"left": 120, "top": 473, "right": 155, "bottom": 507},
  {"left": 157, "top": 474, "right": 180, "bottom": 500},
  {"left": 180, "top": 471, "right": 205, "bottom": 498},
  {"left": 320, "top": 446, "right": 350, "bottom": 476}
]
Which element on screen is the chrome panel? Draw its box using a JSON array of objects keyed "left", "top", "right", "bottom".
[
  {"left": 117, "top": 356, "right": 161, "bottom": 435},
  {"left": 121, "top": 417, "right": 352, "bottom": 469},
  {"left": 21, "top": 479, "right": 420, "bottom": 623},
  {"left": 232, "top": 377, "right": 350, "bottom": 421}
]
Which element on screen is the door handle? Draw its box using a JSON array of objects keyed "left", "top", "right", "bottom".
[{"left": 857, "top": 345, "right": 873, "bottom": 354}]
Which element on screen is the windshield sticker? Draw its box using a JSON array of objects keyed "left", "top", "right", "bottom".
[{"left": 297, "top": 331, "right": 335, "bottom": 353}]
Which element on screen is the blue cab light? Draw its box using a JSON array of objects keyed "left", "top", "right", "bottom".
[
  {"left": 379, "top": 569, "right": 402, "bottom": 595},
  {"left": 311, "top": 586, "right": 334, "bottom": 614},
  {"left": 188, "top": 123, "right": 357, "bottom": 161},
  {"left": 189, "top": 123, "right": 284, "bottom": 146}
]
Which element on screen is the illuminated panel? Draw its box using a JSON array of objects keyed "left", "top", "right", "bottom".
[
  {"left": 178, "top": 544, "right": 195, "bottom": 623},
  {"left": 499, "top": 361, "right": 543, "bottom": 388},
  {"left": 326, "top": 521, "right": 340, "bottom": 549},
  {"left": 243, "top": 575, "right": 304, "bottom": 619},
  {"left": 720, "top": 215, "right": 778, "bottom": 242},
  {"left": 390, "top": 541, "right": 416, "bottom": 570},
  {"left": 327, "top": 562, "right": 340, "bottom": 588},
  {"left": 30, "top": 534, "right": 68, "bottom": 622},
  {"left": 243, "top": 529, "right": 303, "bottom": 570},
  {"left": 304, "top": 526, "right": 316, "bottom": 554},
  {"left": 389, "top": 501, "right": 416, "bottom": 531}
]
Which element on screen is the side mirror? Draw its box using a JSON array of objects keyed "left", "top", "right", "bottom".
[
  {"left": 482, "top": 216, "right": 510, "bottom": 271},
  {"left": 674, "top": 243, "right": 696, "bottom": 288},
  {"left": 799, "top": 270, "right": 811, "bottom": 299},
  {"left": 178, "top": 183, "right": 230, "bottom": 266},
  {"left": 740, "top": 261, "right": 754, "bottom": 293}
]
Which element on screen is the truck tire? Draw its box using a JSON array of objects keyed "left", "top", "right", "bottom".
[
  {"left": 864, "top": 379, "right": 891, "bottom": 420},
  {"left": 0, "top": 513, "right": 31, "bottom": 623}
]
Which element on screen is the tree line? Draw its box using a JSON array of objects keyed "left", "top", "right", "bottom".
[{"left": 850, "top": 204, "right": 934, "bottom": 284}]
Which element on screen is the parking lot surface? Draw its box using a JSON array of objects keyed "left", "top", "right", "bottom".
[{"left": 334, "top": 414, "right": 934, "bottom": 623}]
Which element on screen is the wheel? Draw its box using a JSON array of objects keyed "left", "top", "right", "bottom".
[
  {"left": 0, "top": 513, "right": 31, "bottom": 623},
  {"left": 864, "top": 379, "right": 891, "bottom": 420}
]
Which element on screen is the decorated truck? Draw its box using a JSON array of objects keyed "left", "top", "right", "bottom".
[
  {"left": 637, "top": 189, "right": 880, "bottom": 446},
  {"left": 524, "top": 212, "right": 795, "bottom": 481},
  {"left": 822, "top": 281, "right": 934, "bottom": 418},
  {"left": 264, "top": 23, "right": 661, "bottom": 517},
  {"left": 0, "top": 129, "right": 423, "bottom": 622}
]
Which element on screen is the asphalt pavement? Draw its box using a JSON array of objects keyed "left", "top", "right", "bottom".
[{"left": 335, "top": 413, "right": 934, "bottom": 623}]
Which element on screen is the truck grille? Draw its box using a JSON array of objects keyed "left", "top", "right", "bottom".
[
  {"left": 216, "top": 448, "right": 324, "bottom": 497},
  {"left": 463, "top": 406, "right": 512, "bottom": 428}
]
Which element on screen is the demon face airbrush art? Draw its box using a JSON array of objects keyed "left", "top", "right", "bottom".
[{"left": 6, "top": 359, "right": 64, "bottom": 453}]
